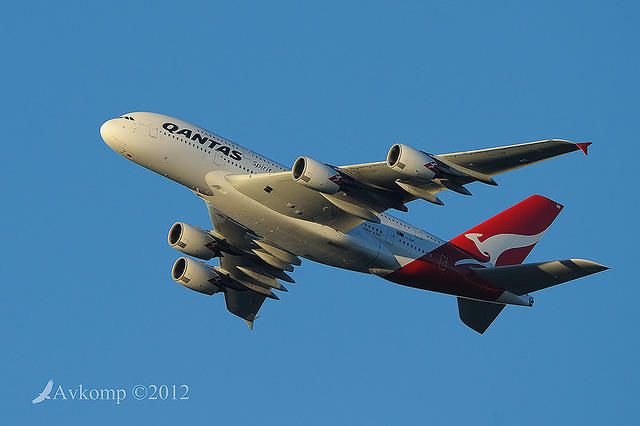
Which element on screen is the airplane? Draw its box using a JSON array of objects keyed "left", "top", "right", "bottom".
[{"left": 100, "top": 112, "right": 608, "bottom": 333}]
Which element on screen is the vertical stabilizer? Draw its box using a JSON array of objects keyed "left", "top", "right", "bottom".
[{"left": 449, "top": 195, "right": 563, "bottom": 267}]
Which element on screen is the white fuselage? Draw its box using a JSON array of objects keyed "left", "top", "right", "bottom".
[{"left": 100, "top": 112, "right": 445, "bottom": 274}]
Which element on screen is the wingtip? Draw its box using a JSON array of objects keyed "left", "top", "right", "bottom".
[
  {"left": 575, "top": 142, "right": 592, "bottom": 155},
  {"left": 244, "top": 314, "right": 261, "bottom": 330}
]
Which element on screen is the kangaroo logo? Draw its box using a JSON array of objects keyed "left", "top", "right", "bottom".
[
  {"left": 455, "top": 230, "right": 545, "bottom": 266},
  {"left": 32, "top": 379, "right": 54, "bottom": 404},
  {"left": 424, "top": 161, "right": 438, "bottom": 174},
  {"left": 328, "top": 174, "right": 343, "bottom": 188}
]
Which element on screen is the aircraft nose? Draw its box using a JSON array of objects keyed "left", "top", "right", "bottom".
[{"left": 100, "top": 119, "right": 119, "bottom": 147}]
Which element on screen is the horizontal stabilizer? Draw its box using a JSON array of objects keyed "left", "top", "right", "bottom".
[
  {"left": 457, "top": 298, "right": 506, "bottom": 334},
  {"left": 472, "top": 259, "right": 609, "bottom": 295}
]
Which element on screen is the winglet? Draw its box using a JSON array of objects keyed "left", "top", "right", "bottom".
[{"left": 575, "top": 142, "right": 592, "bottom": 155}]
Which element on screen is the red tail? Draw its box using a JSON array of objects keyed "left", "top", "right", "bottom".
[{"left": 449, "top": 195, "right": 564, "bottom": 267}]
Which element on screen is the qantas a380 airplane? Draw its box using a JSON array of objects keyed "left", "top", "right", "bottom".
[{"left": 100, "top": 112, "right": 608, "bottom": 333}]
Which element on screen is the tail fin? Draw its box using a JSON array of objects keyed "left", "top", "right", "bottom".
[{"left": 449, "top": 195, "right": 564, "bottom": 267}]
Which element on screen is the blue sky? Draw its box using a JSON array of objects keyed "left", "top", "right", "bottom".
[{"left": 1, "top": 1, "right": 637, "bottom": 424}]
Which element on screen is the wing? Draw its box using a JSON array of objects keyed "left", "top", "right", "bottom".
[
  {"left": 206, "top": 205, "right": 300, "bottom": 328},
  {"left": 211, "top": 139, "right": 589, "bottom": 233},
  {"left": 339, "top": 139, "right": 590, "bottom": 201},
  {"left": 437, "top": 140, "right": 591, "bottom": 175}
]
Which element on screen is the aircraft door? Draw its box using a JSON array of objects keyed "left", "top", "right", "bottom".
[
  {"left": 385, "top": 228, "right": 395, "bottom": 245},
  {"left": 149, "top": 123, "right": 158, "bottom": 138},
  {"left": 212, "top": 149, "right": 222, "bottom": 166}
]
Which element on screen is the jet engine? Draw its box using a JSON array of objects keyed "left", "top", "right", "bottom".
[
  {"left": 292, "top": 156, "right": 342, "bottom": 194},
  {"left": 171, "top": 257, "right": 222, "bottom": 295},
  {"left": 386, "top": 143, "right": 438, "bottom": 182},
  {"left": 168, "top": 222, "right": 220, "bottom": 260}
]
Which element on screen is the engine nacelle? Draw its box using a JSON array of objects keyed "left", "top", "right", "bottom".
[
  {"left": 292, "top": 156, "right": 342, "bottom": 194},
  {"left": 168, "top": 222, "right": 220, "bottom": 260},
  {"left": 171, "top": 257, "right": 222, "bottom": 295},
  {"left": 386, "top": 143, "right": 438, "bottom": 182}
]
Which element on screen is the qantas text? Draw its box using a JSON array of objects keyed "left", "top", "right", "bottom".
[{"left": 162, "top": 122, "right": 242, "bottom": 161}]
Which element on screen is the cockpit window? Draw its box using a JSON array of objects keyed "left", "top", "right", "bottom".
[{"left": 118, "top": 115, "right": 135, "bottom": 120}]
